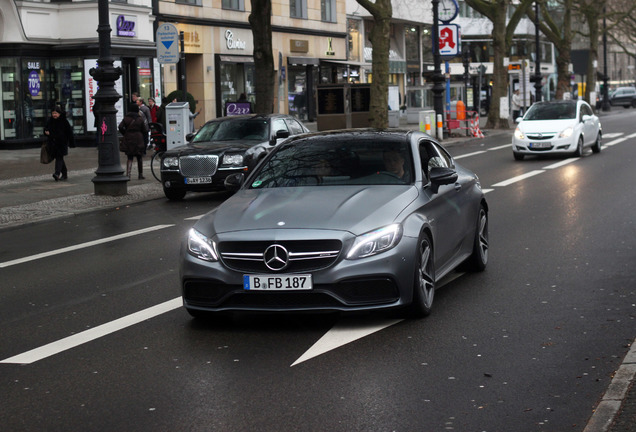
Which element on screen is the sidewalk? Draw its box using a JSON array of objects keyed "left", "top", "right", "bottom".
[{"left": 0, "top": 120, "right": 634, "bottom": 432}]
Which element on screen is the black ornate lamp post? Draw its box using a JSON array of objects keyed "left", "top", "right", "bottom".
[
  {"left": 531, "top": 1, "right": 542, "bottom": 102},
  {"left": 462, "top": 43, "right": 471, "bottom": 105},
  {"left": 602, "top": 8, "right": 611, "bottom": 111},
  {"left": 89, "top": 0, "right": 127, "bottom": 196},
  {"left": 431, "top": 0, "right": 445, "bottom": 121}
]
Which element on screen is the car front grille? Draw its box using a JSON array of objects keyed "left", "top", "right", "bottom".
[
  {"left": 179, "top": 155, "right": 219, "bottom": 177},
  {"left": 219, "top": 240, "right": 342, "bottom": 273},
  {"left": 526, "top": 133, "right": 555, "bottom": 140}
]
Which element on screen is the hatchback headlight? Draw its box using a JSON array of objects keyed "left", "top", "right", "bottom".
[
  {"left": 223, "top": 154, "right": 244, "bottom": 166},
  {"left": 162, "top": 157, "right": 179, "bottom": 168},
  {"left": 347, "top": 224, "right": 403, "bottom": 259},
  {"left": 187, "top": 229, "right": 218, "bottom": 261},
  {"left": 558, "top": 127, "right": 574, "bottom": 138},
  {"left": 514, "top": 127, "right": 525, "bottom": 140}
]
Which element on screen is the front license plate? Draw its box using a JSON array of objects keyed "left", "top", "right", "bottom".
[
  {"left": 244, "top": 274, "right": 313, "bottom": 291},
  {"left": 185, "top": 176, "right": 212, "bottom": 184},
  {"left": 529, "top": 142, "right": 551, "bottom": 149}
]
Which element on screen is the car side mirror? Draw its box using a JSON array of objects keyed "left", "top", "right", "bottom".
[
  {"left": 582, "top": 114, "right": 592, "bottom": 122},
  {"left": 429, "top": 167, "right": 458, "bottom": 186},
  {"left": 271, "top": 129, "right": 290, "bottom": 145},
  {"left": 224, "top": 173, "right": 244, "bottom": 192},
  {"left": 186, "top": 133, "right": 194, "bottom": 142}
]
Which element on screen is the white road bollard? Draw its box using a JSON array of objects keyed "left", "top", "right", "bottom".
[{"left": 436, "top": 114, "right": 443, "bottom": 140}]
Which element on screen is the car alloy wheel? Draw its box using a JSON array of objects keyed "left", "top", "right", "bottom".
[
  {"left": 464, "top": 206, "right": 489, "bottom": 271},
  {"left": 574, "top": 137, "right": 584, "bottom": 157},
  {"left": 592, "top": 133, "right": 602, "bottom": 154},
  {"left": 409, "top": 233, "right": 435, "bottom": 318}
]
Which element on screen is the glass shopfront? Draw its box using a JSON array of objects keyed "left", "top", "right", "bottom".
[
  {"left": 0, "top": 57, "right": 85, "bottom": 143},
  {"left": 215, "top": 55, "right": 255, "bottom": 117}
]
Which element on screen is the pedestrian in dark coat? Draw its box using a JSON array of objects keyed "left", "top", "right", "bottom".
[
  {"left": 44, "top": 105, "right": 74, "bottom": 181},
  {"left": 118, "top": 103, "right": 148, "bottom": 179}
]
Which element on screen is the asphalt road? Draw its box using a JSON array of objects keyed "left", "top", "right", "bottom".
[{"left": 1, "top": 115, "right": 635, "bottom": 431}]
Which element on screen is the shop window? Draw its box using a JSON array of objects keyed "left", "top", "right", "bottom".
[
  {"left": 1, "top": 58, "right": 20, "bottom": 141},
  {"left": 321, "top": 0, "right": 336, "bottom": 23},
  {"left": 176, "top": 0, "right": 202, "bottom": 5},
  {"left": 50, "top": 59, "right": 85, "bottom": 136},
  {"left": 222, "top": 0, "right": 244, "bottom": 10},
  {"left": 290, "top": 0, "right": 307, "bottom": 19}
]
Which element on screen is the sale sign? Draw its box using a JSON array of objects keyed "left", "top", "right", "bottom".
[
  {"left": 439, "top": 24, "right": 460, "bottom": 57},
  {"left": 28, "top": 71, "right": 41, "bottom": 97}
]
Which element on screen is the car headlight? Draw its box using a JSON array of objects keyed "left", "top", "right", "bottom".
[
  {"left": 162, "top": 157, "right": 179, "bottom": 168},
  {"left": 347, "top": 224, "right": 403, "bottom": 260},
  {"left": 187, "top": 229, "right": 218, "bottom": 261},
  {"left": 558, "top": 127, "right": 574, "bottom": 138},
  {"left": 223, "top": 154, "right": 244, "bottom": 166},
  {"left": 514, "top": 127, "right": 525, "bottom": 140}
]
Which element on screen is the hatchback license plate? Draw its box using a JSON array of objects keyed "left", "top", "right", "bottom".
[
  {"left": 244, "top": 274, "right": 312, "bottom": 290},
  {"left": 529, "top": 142, "right": 551, "bottom": 149},
  {"left": 185, "top": 176, "right": 212, "bottom": 184}
]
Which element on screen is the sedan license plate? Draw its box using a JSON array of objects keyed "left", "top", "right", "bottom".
[
  {"left": 244, "top": 274, "right": 312, "bottom": 291},
  {"left": 529, "top": 142, "right": 551, "bottom": 149},
  {"left": 185, "top": 176, "right": 212, "bottom": 184}
]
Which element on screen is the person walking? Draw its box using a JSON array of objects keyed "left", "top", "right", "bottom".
[
  {"left": 44, "top": 105, "right": 74, "bottom": 181},
  {"left": 118, "top": 103, "right": 148, "bottom": 179},
  {"left": 512, "top": 89, "right": 523, "bottom": 120},
  {"left": 148, "top": 97, "right": 162, "bottom": 124},
  {"left": 136, "top": 97, "right": 152, "bottom": 150}
]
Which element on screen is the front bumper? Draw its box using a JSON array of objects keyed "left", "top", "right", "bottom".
[{"left": 512, "top": 136, "right": 577, "bottom": 155}]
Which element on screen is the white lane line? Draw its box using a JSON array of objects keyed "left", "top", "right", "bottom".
[
  {"left": 454, "top": 151, "right": 487, "bottom": 160},
  {"left": 602, "top": 132, "right": 623, "bottom": 138},
  {"left": 291, "top": 318, "right": 403, "bottom": 366},
  {"left": 0, "top": 225, "right": 174, "bottom": 269},
  {"left": 543, "top": 158, "right": 579, "bottom": 169},
  {"left": 1, "top": 298, "right": 182, "bottom": 364},
  {"left": 604, "top": 137, "right": 629, "bottom": 147},
  {"left": 489, "top": 143, "right": 512, "bottom": 151},
  {"left": 491, "top": 170, "right": 545, "bottom": 187},
  {"left": 185, "top": 215, "right": 205, "bottom": 221}
]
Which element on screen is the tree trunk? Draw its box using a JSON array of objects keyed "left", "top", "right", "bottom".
[
  {"left": 249, "top": 0, "right": 275, "bottom": 114},
  {"left": 486, "top": 6, "right": 510, "bottom": 129}
]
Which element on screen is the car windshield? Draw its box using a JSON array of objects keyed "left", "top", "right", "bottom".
[
  {"left": 192, "top": 119, "right": 269, "bottom": 143},
  {"left": 524, "top": 103, "right": 576, "bottom": 120},
  {"left": 248, "top": 135, "right": 414, "bottom": 188}
]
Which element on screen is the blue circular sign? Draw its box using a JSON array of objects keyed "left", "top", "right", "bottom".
[{"left": 28, "top": 71, "right": 41, "bottom": 97}]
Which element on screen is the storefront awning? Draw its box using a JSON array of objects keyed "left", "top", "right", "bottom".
[{"left": 287, "top": 56, "right": 320, "bottom": 66}]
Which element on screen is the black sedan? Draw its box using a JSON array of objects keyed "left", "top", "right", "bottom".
[
  {"left": 180, "top": 129, "right": 489, "bottom": 319},
  {"left": 160, "top": 114, "right": 309, "bottom": 200}
]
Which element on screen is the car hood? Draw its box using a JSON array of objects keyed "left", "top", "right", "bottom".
[
  {"left": 198, "top": 186, "right": 419, "bottom": 236},
  {"left": 518, "top": 119, "right": 577, "bottom": 133},
  {"left": 165, "top": 140, "right": 265, "bottom": 156}
]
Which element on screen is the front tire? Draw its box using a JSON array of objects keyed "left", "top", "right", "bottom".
[
  {"left": 163, "top": 187, "right": 186, "bottom": 201},
  {"left": 574, "top": 137, "right": 584, "bottom": 157},
  {"left": 513, "top": 152, "right": 525, "bottom": 161},
  {"left": 592, "top": 133, "right": 602, "bottom": 154},
  {"left": 408, "top": 233, "right": 435, "bottom": 318},
  {"left": 463, "top": 205, "right": 489, "bottom": 272}
]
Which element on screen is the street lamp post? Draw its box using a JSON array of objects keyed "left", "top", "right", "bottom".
[
  {"left": 602, "top": 8, "right": 611, "bottom": 111},
  {"left": 532, "top": 1, "right": 542, "bottom": 102},
  {"left": 431, "top": 0, "right": 445, "bottom": 121},
  {"left": 89, "top": 0, "right": 127, "bottom": 196}
]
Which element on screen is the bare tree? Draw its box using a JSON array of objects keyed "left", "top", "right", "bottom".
[
  {"left": 249, "top": 0, "right": 276, "bottom": 113},
  {"left": 464, "top": 0, "right": 535, "bottom": 129},
  {"left": 356, "top": 0, "right": 392, "bottom": 128}
]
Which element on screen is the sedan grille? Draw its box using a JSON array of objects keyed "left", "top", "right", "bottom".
[
  {"left": 179, "top": 155, "right": 219, "bottom": 177},
  {"left": 526, "top": 133, "right": 555, "bottom": 140},
  {"left": 219, "top": 240, "right": 342, "bottom": 273}
]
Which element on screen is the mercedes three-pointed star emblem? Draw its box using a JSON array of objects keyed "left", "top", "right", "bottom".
[{"left": 263, "top": 244, "right": 290, "bottom": 271}]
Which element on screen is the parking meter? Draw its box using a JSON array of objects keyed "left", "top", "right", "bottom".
[{"left": 166, "top": 101, "right": 191, "bottom": 150}]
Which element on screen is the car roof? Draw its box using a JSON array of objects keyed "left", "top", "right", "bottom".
[{"left": 206, "top": 114, "right": 293, "bottom": 123}]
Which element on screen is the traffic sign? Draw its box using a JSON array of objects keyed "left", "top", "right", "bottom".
[{"left": 156, "top": 23, "right": 179, "bottom": 64}]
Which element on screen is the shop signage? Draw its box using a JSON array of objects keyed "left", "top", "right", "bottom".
[
  {"left": 439, "top": 24, "right": 460, "bottom": 57},
  {"left": 116, "top": 15, "right": 136, "bottom": 37},
  {"left": 28, "top": 71, "right": 40, "bottom": 97},
  {"left": 226, "top": 102, "right": 251, "bottom": 116},
  {"left": 225, "top": 30, "right": 246, "bottom": 50},
  {"left": 290, "top": 39, "right": 309, "bottom": 53},
  {"left": 325, "top": 38, "right": 335, "bottom": 56}
]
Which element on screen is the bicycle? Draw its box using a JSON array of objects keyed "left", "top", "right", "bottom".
[{"left": 149, "top": 123, "right": 166, "bottom": 182}]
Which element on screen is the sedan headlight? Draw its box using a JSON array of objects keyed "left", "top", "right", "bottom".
[
  {"left": 558, "top": 126, "right": 574, "bottom": 138},
  {"left": 162, "top": 157, "right": 179, "bottom": 168},
  {"left": 514, "top": 127, "right": 525, "bottom": 140},
  {"left": 223, "top": 154, "right": 244, "bottom": 166},
  {"left": 347, "top": 224, "right": 403, "bottom": 260},
  {"left": 187, "top": 229, "right": 218, "bottom": 261}
]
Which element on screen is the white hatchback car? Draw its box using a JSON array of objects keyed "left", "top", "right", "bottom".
[{"left": 512, "top": 99, "right": 602, "bottom": 161}]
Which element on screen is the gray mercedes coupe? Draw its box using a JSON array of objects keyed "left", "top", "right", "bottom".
[{"left": 180, "top": 129, "right": 489, "bottom": 319}]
